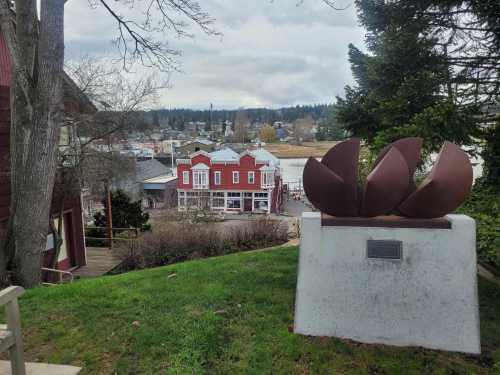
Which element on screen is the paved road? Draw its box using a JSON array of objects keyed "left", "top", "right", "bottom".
[{"left": 282, "top": 197, "right": 312, "bottom": 217}]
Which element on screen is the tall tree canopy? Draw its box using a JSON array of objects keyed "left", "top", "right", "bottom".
[{"left": 336, "top": 0, "right": 484, "bottom": 161}]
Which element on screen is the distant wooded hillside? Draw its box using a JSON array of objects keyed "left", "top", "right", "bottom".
[{"left": 147, "top": 104, "right": 335, "bottom": 126}]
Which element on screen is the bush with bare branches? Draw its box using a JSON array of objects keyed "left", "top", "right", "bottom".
[{"left": 115, "top": 217, "right": 288, "bottom": 271}]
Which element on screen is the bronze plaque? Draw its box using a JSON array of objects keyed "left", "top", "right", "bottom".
[{"left": 367, "top": 240, "right": 402, "bottom": 260}]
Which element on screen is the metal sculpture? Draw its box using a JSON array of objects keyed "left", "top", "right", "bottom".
[
  {"left": 398, "top": 142, "right": 473, "bottom": 218},
  {"left": 303, "top": 138, "right": 473, "bottom": 219},
  {"left": 372, "top": 137, "right": 423, "bottom": 196},
  {"left": 361, "top": 147, "right": 409, "bottom": 217},
  {"left": 304, "top": 138, "right": 360, "bottom": 216}
]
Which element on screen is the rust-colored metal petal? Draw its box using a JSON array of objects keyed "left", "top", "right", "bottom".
[
  {"left": 373, "top": 137, "right": 423, "bottom": 195},
  {"left": 398, "top": 142, "right": 473, "bottom": 218},
  {"left": 361, "top": 147, "right": 410, "bottom": 217},
  {"left": 303, "top": 157, "right": 356, "bottom": 216},
  {"left": 320, "top": 138, "right": 360, "bottom": 216}
]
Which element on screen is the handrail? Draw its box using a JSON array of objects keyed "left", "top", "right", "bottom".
[
  {"left": 0, "top": 286, "right": 26, "bottom": 374},
  {"left": 41, "top": 267, "right": 74, "bottom": 285},
  {"left": 85, "top": 226, "right": 140, "bottom": 231},
  {"left": 0, "top": 286, "right": 24, "bottom": 307},
  {"left": 85, "top": 237, "right": 137, "bottom": 241}
]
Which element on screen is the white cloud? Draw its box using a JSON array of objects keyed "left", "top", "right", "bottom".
[{"left": 64, "top": 0, "right": 365, "bottom": 109}]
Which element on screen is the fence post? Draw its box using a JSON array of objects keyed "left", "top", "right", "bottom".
[{"left": 105, "top": 182, "right": 113, "bottom": 249}]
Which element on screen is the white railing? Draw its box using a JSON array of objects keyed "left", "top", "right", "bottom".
[
  {"left": 261, "top": 171, "right": 275, "bottom": 189},
  {"left": 41, "top": 267, "right": 74, "bottom": 285}
]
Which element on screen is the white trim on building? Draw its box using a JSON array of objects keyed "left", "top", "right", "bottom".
[
  {"left": 232, "top": 171, "right": 240, "bottom": 184},
  {"left": 177, "top": 189, "right": 271, "bottom": 214},
  {"left": 248, "top": 171, "right": 255, "bottom": 184},
  {"left": 182, "top": 171, "right": 190, "bottom": 184},
  {"left": 192, "top": 163, "right": 210, "bottom": 190},
  {"left": 260, "top": 165, "right": 275, "bottom": 189}
]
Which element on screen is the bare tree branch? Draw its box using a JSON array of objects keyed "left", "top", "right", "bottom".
[{"left": 94, "top": 0, "right": 220, "bottom": 71}]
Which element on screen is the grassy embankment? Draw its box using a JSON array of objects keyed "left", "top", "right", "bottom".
[{"left": 14, "top": 247, "right": 500, "bottom": 374}]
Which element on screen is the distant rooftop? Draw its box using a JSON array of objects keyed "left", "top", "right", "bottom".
[
  {"left": 193, "top": 139, "right": 214, "bottom": 145},
  {"left": 210, "top": 148, "right": 240, "bottom": 162},
  {"left": 143, "top": 174, "right": 177, "bottom": 184},
  {"left": 250, "top": 148, "right": 280, "bottom": 166},
  {"left": 205, "top": 147, "right": 279, "bottom": 166},
  {"left": 137, "top": 159, "right": 171, "bottom": 181}
]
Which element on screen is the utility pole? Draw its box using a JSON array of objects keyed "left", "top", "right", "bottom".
[
  {"left": 104, "top": 180, "right": 113, "bottom": 249},
  {"left": 209, "top": 103, "right": 213, "bottom": 131},
  {"left": 170, "top": 136, "right": 175, "bottom": 175}
]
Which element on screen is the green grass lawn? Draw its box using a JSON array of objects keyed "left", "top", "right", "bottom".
[{"left": 16, "top": 247, "right": 500, "bottom": 374}]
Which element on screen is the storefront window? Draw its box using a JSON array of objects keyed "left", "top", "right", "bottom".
[
  {"left": 227, "top": 192, "right": 241, "bottom": 209},
  {"left": 254, "top": 200, "right": 268, "bottom": 210},
  {"left": 212, "top": 192, "right": 225, "bottom": 208},
  {"left": 178, "top": 191, "right": 186, "bottom": 208}
]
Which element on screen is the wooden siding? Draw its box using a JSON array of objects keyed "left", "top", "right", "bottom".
[
  {"left": 45, "top": 195, "right": 87, "bottom": 270},
  {"left": 0, "top": 32, "right": 11, "bottom": 86},
  {"left": 0, "top": 86, "right": 10, "bottom": 221}
]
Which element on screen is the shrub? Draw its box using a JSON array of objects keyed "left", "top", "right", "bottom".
[
  {"left": 459, "top": 183, "right": 500, "bottom": 271},
  {"left": 88, "top": 190, "right": 150, "bottom": 248},
  {"left": 114, "top": 217, "right": 288, "bottom": 271}
]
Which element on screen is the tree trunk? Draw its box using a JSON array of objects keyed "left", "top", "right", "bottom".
[{"left": 2, "top": 0, "right": 65, "bottom": 287}]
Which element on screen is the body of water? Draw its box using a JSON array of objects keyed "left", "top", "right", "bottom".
[{"left": 279, "top": 158, "right": 310, "bottom": 184}]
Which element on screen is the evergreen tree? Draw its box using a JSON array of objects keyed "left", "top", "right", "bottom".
[
  {"left": 94, "top": 189, "right": 149, "bottom": 230},
  {"left": 152, "top": 111, "right": 160, "bottom": 128},
  {"left": 317, "top": 108, "right": 346, "bottom": 141},
  {"left": 336, "top": 1, "right": 480, "bottom": 159}
]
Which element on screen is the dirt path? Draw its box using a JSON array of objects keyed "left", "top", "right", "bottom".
[{"left": 248, "top": 238, "right": 300, "bottom": 253}]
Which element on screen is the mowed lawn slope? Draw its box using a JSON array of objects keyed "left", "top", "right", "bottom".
[{"left": 16, "top": 247, "right": 500, "bottom": 374}]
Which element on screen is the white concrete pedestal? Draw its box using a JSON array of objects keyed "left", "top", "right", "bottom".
[{"left": 294, "top": 212, "right": 480, "bottom": 354}]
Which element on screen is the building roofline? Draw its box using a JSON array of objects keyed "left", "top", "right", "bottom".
[
  {"left": 189, "top": 150, "right": 212, "bottom": 159},
  {"left": 192, "top": 162, "right": 210, "bottom": 170},
  {"left": 180, "top": 147, "right": 280, "bottom": 169}
]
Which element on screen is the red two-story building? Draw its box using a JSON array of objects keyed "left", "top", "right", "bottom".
[{"left": 176, "top": 148, "right": 283, "bottom": 214}]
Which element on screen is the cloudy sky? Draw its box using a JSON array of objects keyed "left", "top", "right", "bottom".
[{"left": 65, "top": 1, "right": 366, "bottom": 110}]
